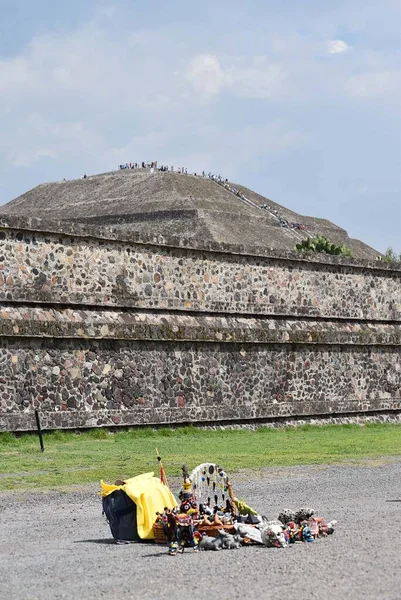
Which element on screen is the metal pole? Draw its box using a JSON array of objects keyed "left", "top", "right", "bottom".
[{"left": 34, "top": 410, "right": 45, "bottom": 452}]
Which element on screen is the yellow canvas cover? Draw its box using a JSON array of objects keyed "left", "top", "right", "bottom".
[{"left": 99, "top": 472, "right": 177, "bottom": 540}]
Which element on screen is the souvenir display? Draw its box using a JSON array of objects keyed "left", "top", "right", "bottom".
[{"left": 100, "top": 453, "right": 337, "bottom": 555}]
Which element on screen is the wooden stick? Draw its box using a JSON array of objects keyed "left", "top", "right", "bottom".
[{"left": 226, "top": 480, "right": 238, "bottom": 516}]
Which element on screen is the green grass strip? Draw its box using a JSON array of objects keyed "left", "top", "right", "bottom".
[{"left": 0, "top": 423, "right": 400, "bottom": 492}]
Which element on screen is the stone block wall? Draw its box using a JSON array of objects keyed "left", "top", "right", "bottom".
[
  {"left": 0, "top": 216, "right": 400, "bottom": 431},
  {"left": 1, "top": 222, "right": 400, "bottom": 321},
  {"left": 1, "top": 338, "right": 400, "bottom": 431}
]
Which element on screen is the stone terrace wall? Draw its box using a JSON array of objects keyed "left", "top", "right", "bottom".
[
  {"left": 0, "top": 216, "right": 400, "bottom": 431},
  {"left": 2, "top": 339, "right": 399, "bottom": 431},
  {"left": 0, "top": 219, "right": 400, "bottom": 320}
]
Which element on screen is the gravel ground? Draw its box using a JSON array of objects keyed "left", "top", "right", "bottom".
[{"left": 1, "top": 458, "right": 400, "bottom": 600}]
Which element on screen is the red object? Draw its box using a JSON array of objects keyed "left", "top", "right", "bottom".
[{"left": 159, "top": 464, "right": 167, "bottom": 486}]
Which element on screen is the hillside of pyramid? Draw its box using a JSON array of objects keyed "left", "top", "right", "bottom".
[{"left": 0, "top": 168, "right": 378, "bottom": 259}]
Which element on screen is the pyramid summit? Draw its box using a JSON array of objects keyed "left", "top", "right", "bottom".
[{"left": 0, "top": 166, "right": 378, "bottom": 259}]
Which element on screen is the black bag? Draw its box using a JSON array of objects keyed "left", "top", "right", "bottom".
[
  {"left": 102, "top": 490, "right": 140, "bottom": 542},
  {"left": 245, "top": 513, "right": 261, "bottom": 525}
]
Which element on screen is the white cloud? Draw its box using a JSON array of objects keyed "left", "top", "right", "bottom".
[
  {"left": 98, "top": 5, "right": 117, "bottom": 18},
  {"left": 224, "top": 122, "right": 309, "bottom": 164},
  {"left": 347, "top": 69, "right": 400, "bottom": 97},
  {"left": 177, "top": 121, "right": 309, "bottom": 173},
  {"left": 186, "top": 54, "right": 287, "bottom": 100},
  {"left": 107, "top": 119, "right": 309, "bottom": 182},
  {"left": 186, "top": 54, "right": 225, "bottom": 97},
  {"left": 5, "top": 114, "right": 105, "bottom": 167},
  {"left": 0, "top": 25, "right": 183, "bottom": 168},
  {"left": 327, "top": 40, "right": 351, "bottom": 55},
  {"left": 0, "top": 26, "right": 178, "bottom": 114},
  {"left": 110, "top": 131, "right": 169, "bottom": 161},
  {"left": 0, "top": 12, "right": 398, "bottom": 183},
  {"left": 226, "top": 60, "right": 287, "bottom": 99}
]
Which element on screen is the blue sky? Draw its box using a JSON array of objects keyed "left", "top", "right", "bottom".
[{"left": 0, "top": 0, "right": 400, "bottom": 252}]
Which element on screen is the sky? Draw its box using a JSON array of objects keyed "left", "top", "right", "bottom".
[{"left": 0, "top": 0, "right": 400, "bottom": 253}]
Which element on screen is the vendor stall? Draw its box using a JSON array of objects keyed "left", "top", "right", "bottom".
[{"left": 100, "top": 455, "right": 336, "bottom": 554}]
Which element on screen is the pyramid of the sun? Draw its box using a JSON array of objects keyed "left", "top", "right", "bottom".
[
  {"left": 0, "top": 169, "right": 378, "bottom": 259},
  {"left": 0, "top": 168, "right": 399, "bottom": 432}
]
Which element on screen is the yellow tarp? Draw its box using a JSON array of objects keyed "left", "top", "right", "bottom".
[{"left": 99, "top": 472, "right": 177, "bottom": 540}]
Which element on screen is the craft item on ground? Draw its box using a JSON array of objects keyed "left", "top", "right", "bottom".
[
  {"left": 201, "top": 514, "right": 212, "bottom": 526},
  {"left": 283, "top": 521, "right": 314, "bottom": 543},
  {"left": 309, "top": 517, "right": 321, "bottom": 538},
  {"left": 233, "top": 523, "right": 263, "bottom": 544},
  {"left": 157, "top": 461, "right": 248, "bottom": 553},
  {"left": 100, "top": 472, "right": 177, "bottom": 542},
  {"left": 245, "top": 513, "right": 261, "bottom": 525},
  {"left": 198, "top": 522, "right": 236, "bottom": 538},
  {"left": 278, "top": 507, "right": 315, "bottom": 525},
  {"left": 199, "top": 533, "right": 222, "bottom": 551},
  {"left": 278, "top": 508, "right": 315, "bottom": 525},
  {"left": 189, "top": 463, "right": 235, "bottom": 515},
  {"left": 212, "top": 513, "right": 224, "bottom": 526},
  {"left": 284, "top": 521, "right": 300, "bottom": 543},
  {"left": 154, "top": 507, "right": 177, "bottom": 544},
  {"left": 277, "top": 509, "right": 296, "bottom": 525},
  {"left": 319, "top": 520, "right": 337, "bottom": 536},
  {"left": 163, "top": 466, "right": 201, "bottom": 554},
  {"left": 276, "top": 508, "right": 337, "bottom": 544},
  {"left": 260, "top": 520, "right": 288, "bottom": 548},
  {"left": 210, "top": 533, "right": 224, "bottom": 550},
  {"left": 175, "top": 512, "right": 200, "bottom": 554},
  {"left": 159, "top": 510, "right": 201, "bottom": 554},
  {"left": 294, "top": 507, "right": 315, "bottom": 524},
  {"left": 179, "top": 465, "right": 199, "bottom": 516},
  {"left": 199, "top": 530, "right": 242, "bottom": 551},
  {"left": 299, "top": 522, "right": 314, "bottom": 543},
  {"left": 234, "top": 498, "right": 259, "bottom": 517},
  {"left": 218, "top": 529, "right": 242, "bottom": 550},
  {"left": 188, "top": 462, "right": 241, "bottom": 538}
]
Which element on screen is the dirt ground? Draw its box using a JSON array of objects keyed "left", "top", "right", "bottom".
[{"left": 1, "top": 458, "right": 400, "bottom": 600}]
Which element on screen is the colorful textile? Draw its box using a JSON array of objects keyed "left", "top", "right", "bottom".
[{"left": 100, "top": 472, "right": 177, "bottom": 540}]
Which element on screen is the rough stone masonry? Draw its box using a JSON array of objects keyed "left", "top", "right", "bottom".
[{"left": 0, "top": 214, "right": 400, "bottom": 431}]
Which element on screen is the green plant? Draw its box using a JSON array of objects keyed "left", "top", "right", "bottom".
[
  {"left": 383, "top": 247, "right": 401, "bottom": 264},
  {"left": 0, "top": 432, "right": 17, "bottom": 445},
  {"left": 295, "top": 235, "right": 352, "bottom": 256}
]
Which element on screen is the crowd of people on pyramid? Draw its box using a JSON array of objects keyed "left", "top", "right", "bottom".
[
  {"left": 119, "top": 161, "right": 189, "bottom": 173},
  {"left": 113, "top": 161, "right": 307, "bottom": 231},
  {"left": 119, "top": 161, "right": 159, "bottom": 170},
  {"left": 207, "top": 172, "right": 307, "bottom": 231},
  {"left": 260, "top": 204, "right": 307, "bottom": 230}
]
